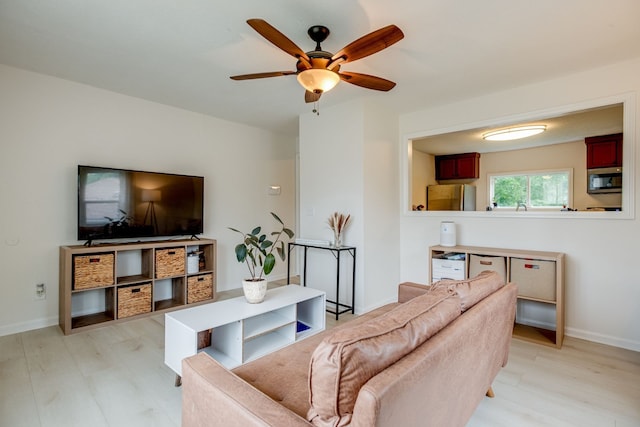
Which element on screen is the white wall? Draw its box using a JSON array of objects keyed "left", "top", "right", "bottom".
[
  {"left": 298, "top": 101, "right": 364, "bottom": 311},
  {"left": 362, "top": 102, "right": 401, "bottom": 309},
  {"left": 0, "top": 64, "right": 296, "bottom": 336},
  {"left": 298, "top": 99, "right": 400, "bottom": 313},
  {"left": 399, "top": 57, "right": 640, "bottom": 351}
]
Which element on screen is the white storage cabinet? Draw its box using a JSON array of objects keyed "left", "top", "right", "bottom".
[{"left": 164, "top": 285, "right": 326, "bottom": 377}]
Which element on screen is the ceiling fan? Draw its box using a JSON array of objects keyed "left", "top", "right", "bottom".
[{"left": 230, "top": 19, "right": 404, "bottom": 103}]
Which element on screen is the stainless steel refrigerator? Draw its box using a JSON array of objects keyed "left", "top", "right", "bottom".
[{"left": 426, "top": 184, "right": 476, "bottom": 211}]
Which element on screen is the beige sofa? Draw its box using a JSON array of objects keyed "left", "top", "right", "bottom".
[{"left": 182, "top": 271, "right": 517, "bottom": 427}]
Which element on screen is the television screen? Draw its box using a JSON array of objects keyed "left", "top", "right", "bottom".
[{"left": 78, "top": 165, "right": 204, "bottom": 242}]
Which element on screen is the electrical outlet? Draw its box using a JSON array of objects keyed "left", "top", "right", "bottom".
[{"left": 35, "top": 283, "right": 46, "bottom": 300}]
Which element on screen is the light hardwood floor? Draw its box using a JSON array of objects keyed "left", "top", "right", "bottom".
[{"left": 1, "top": 293, "right": 638, "bottom": 426}]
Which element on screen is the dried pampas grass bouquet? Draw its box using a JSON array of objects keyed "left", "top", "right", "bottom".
[{"left": 327, "top": 212, "right": 351, "bottom": 247}]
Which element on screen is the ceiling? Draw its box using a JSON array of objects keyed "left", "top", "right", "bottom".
[
  {"left": 1, "top": 1, "right": 640, "bottom": 137},
  {"left": 412, "top": 104, "right": 624, "bottom": 155}
]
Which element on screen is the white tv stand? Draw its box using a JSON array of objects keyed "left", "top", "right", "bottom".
[{"left": 164, "top": 285, "right": 326, "bottom": 381}]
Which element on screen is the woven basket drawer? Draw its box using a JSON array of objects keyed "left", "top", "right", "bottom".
[
  {"left": 155, "top": 248, "right": 185, "bottom": 278},
  {"left": 117, "top": 283, "right": 152, "bottom": 318},
  {"left": 510, "top": 258, "right": 556, "bottom": 301},
  {"left": 73, "top": 253, "right": 115, "bottom": 290},
  {"left": 187, "top": 274, "right": 213, "bottom": 303}
]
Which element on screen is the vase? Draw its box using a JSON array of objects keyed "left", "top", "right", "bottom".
[
  {"left": 242, "top": 279, "right": 268, "bottom": 303},
  {"left": 333, "top": 231, "right": 342, "bottom": 248}
]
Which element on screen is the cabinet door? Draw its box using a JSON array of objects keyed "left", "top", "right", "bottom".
[
  {"left": 436, "top": 157, "right": 458, "bottom": 180},
  {"left": 585, "top": 133, "right": 622, "bottom": 168},
  {"left": 455, "top": 154, "right": 480, "bottom": 179}
]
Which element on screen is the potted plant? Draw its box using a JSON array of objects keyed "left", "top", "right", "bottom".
[{"left": 229, "top": 212, "right": 294, "bottom": 303}]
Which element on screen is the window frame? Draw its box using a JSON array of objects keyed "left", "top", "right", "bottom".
[
  {"left": 488, "top": 168, "right": 574, "bottom": 211},
  {"left": 80, "top": 171, "right": 130, "bottom": 226}
]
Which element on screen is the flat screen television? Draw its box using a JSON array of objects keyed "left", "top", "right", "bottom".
[{"left": 78, "top": 165, "right": 204, "bottom": 242}]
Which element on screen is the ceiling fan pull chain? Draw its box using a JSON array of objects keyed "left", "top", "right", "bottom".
[{"left": 312, "top": 99, "right": 320, "bottom": 116}]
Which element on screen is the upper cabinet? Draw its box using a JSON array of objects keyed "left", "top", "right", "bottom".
[
  {"left": 435, "top": 152, "right": 480, "bottom": 180},
  {"left": 585, "top": 133, "right": 622, "bottom": 169}
]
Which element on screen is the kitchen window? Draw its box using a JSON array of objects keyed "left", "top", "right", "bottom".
[{"left": 489, "top": 169, "right": 572, "bottom": 210}]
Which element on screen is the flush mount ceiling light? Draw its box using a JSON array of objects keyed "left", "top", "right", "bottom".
[
  {"left": 483, "top": 125, "right": 547, "bottom": 141},
  {"left": 296, "top": 69, "right": 341, "bottom": 94}
]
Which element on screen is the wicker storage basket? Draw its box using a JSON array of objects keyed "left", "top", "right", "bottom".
[
  {"left": 187, "top": 273, "right": 213, "bottom": 303},
  {"left": 73, "top": 253, "right": 115, "bottom": 290},
  {"left": 117, "top": 283, "right": 152, "bottom": 318},
  {"left": 155, "top": 248, "right": 185, "bottom": 278},
  {"left": 197, "top": 329, "right": 212, "bottom": 350}
]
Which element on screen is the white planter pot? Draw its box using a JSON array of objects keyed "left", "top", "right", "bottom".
[{"left": 242, "top": 279, "right": 267, "bottom": 304}]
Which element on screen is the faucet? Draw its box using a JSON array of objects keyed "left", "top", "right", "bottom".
[{"left": 516, "top": 202, "right": 527, "bottom": 211}]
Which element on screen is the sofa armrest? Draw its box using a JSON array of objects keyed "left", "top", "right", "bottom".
[
  {"left": 398, "top": 282, "right": 431, "bottom": 303},
  {"left": 182, "top": 353, "right": 311, "bottom": 427}
]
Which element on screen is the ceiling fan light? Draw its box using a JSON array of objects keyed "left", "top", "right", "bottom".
[
  {"left": 297, "top": 69, "right": 340, "bottom": 93},
  {"left": 482, "top": 125, "right": 547, "bottom": 141}
]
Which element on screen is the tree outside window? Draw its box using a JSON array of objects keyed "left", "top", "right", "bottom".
[{"left": 490, "top": 170, "right": 571, "bottom": 209}]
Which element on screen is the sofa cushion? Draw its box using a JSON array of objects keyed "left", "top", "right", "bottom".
[
  {"left": 307, "top": 286, "right": 461, "bottom": 427},
  {"left": 439, "top": 270, "right": 505, "bottom": 311},
  {"left": 231, "top": 303, "right": 399, "bottom": 419}
]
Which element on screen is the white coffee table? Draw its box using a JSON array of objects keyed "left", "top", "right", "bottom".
[{"left": 164, "top": 285, "right": 326, "bottom": 380}]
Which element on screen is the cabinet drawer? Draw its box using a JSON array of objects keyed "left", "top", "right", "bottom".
[
  {"left": 117, "top": 283, "right": 152, "bottom": 318},
  {"left": 432, "top": 258, "right": 465, "bottom": 281},
  {"left": 73, "top": 253, "right": 115, "bottom": 290},
  {"left": 155, "top": 248, "right": 185, "bottom": 278},
  {"left": 469, "top": 254, "right": 506, "bottom": 283},
  {"left": 432, "top": 258, "right": 465, "bottom": 270},
  {"left": 187, "top": 273, "right": 213, "bottom": 303},
  {"left": 510, "top": 258, "right": 556, "bottom": 301}
]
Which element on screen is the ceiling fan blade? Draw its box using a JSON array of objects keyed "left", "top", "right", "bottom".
[
  {"left": 305, "top": 91, "right": 321, "bottom": 103},
  {"left": 329, "top": 25, "right": 404, "bottom": 66},
  {"left": 247, "top": 19, "right": 310, "bottom": 61},
  {"left": 230, "top": 71, "right": 296, "bottom": 80},
  {"left": 339, "top": 71, "right": 396, "bottom": 91}
]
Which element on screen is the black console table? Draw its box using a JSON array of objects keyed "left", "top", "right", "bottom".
[{"left": 287, "top": 242, "right": 356, "bottom": 320}]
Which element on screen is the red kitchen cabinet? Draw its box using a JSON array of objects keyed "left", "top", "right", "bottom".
[
  {"left": 585, "top": 133, "right": 622, "bottom": 169},
  {"left": 435, "top": 152, "right": 480, "bottom": 180}
]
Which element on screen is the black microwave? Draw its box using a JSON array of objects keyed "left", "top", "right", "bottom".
[{"left": 587, "top": 167, "right": 622, "bottom": 194}]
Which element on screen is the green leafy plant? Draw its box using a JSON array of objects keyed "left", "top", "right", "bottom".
[{"left": 229, "top": 212, "right": 294, "bottom": 281}]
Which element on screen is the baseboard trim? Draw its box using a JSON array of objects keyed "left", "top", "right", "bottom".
[
  {"left": 510, "top": 316, "right": 639, "bottom": 352},
  {"left": 0, "top": 316, "right": 59, "bottom": 337},
  {"left": 565, "top": 327, "right": 640, "bottom": 352}
]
